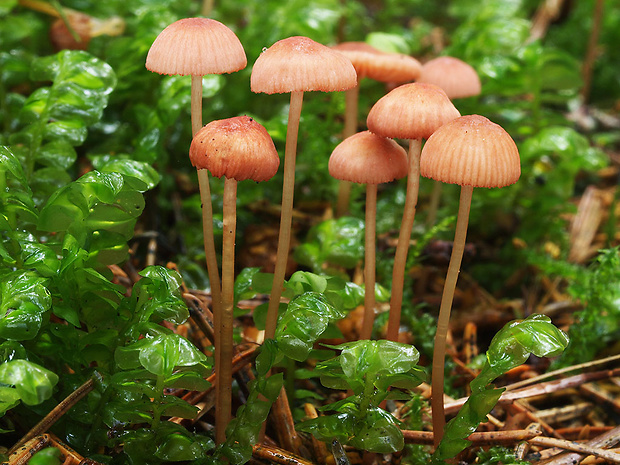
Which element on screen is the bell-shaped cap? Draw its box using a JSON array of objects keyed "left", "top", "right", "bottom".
[
  {"left": 146, "top": 17, "right": 247, "bottom": 76},
  {"left": 329, "top": 131, "right": 408, "bottom": 185},
  {"left": 420, "top": 115, "right": 520, "bottom": 188},
  {"left": 367, "top": 83, "right": 460, "bottom": 141},
  {"left": 332, "top": 42, "right": 421, "bottom": 83},
  {"left": 418, "top": 56, "right": 481, "bottom": 99},
  {"left": 251, "top": 36, "right": 357, "bottom": 94},
  {"left": 189, "top": 116, "right": 280, "bottom": 182}
]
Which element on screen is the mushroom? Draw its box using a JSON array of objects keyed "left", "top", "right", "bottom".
[
  {"left": 329, "top": 131, "right": 408, "bottom": 339},
  {"left": 250, "top": 36, "right": 357, "bottom": 341},
  {"left": 366, "top": 83, "right": 460, "bottom": 343},
  {"left": 419, "top": 115, "right": 520, "bottom": 446},
  {"left": 190, "top": 116, "right": 279, "bottom": 443},
  {"left": 331, "top": 42, "right": 421, "bottom": 216},
  {"left": 146, "top": 17, "right": 247, "bottom": 340},
  {"left": 417, "top": 56, "right": 482, "bottom": 226}
]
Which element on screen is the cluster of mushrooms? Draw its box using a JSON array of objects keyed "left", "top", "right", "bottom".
[{"left": 145, "top": 17, "right": 521, "bottom": 449}]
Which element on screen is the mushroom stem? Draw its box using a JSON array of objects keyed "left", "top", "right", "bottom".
[
  {"left": 386, "top": 139, "right": 422, "bottom": 342},
  {"left": 335, "top": 83, "right": 360, "bottom": 217},
  {"left": 431, "top": 184, "right": 473, "bottom": 447},
  {"left": 191, "top": 76, "right": 203, "bottom": 136},
  {"left": 360, "top": 183, "right": 377, "bottom": 340},
  {"left": 215, "top": 176, "right": 238, "bottom": 444},
  {"left": 265, "top": 91, "right": 304, "bottom": 340}
]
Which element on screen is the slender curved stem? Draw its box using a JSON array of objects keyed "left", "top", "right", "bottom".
[
  {"left": 264, "top": 91, "right": 304, "bottom": 341},
  {"left": 360, "top": 183, "right": 377, "bottom": 340},
  {"left": 386, "top": 139, "right": 422, "bottom": 342},
  {"left": 431, "top": 185, "right": 473, "bottom": 448},
  {"left": 336, "top": 83, "right": 360, "bottom": 217},
  {"left": 196, "top": 171, "right": 222, "bottom": 324},
  {"left": 215, "top": 177, "right": 237, "bottom": 444}
]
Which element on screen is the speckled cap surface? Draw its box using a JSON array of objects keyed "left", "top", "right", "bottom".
[{"left": 190, "top": 116, "right": 279, "bottom": 182}]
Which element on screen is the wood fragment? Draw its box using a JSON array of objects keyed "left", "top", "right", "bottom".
[
  {"left": 252, "top": 444, "right": 317, "bottom": 465},
  {"left": 401, "top": 428, "right": 542, "bottom": 445},
  {"left": 8, "top": 379, "right": 95, "bottom": 455},
  {"left": 530, "top": 436, "right": 620, "bottom": 463},
  {"left": 538, "top": 425, "right": 620, "bottom": 465}
]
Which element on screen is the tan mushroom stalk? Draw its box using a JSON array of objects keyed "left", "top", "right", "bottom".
[
  {"left": 417, "top": 56, "right": 482, "bottom": 226},
  {"left": 146, "top": 17, "right": 247, "bottom": 343},
  {"left": 251, "top": 36, "right": 356, "bottom": 341},
  {"left": 332, "top": 42, "right": 421, "bottom": 217},
  {"left": 329, "top": 131, "right": 408, "bottom": 339},
  {"left": 366, "top": 83, "right": 460, "bottom": 342},
  {"left": 190, "top": 116, "right": 279, "bottom": 444},
  {"left": 419, "top": 115, "right": 520, "bottom": 446}
]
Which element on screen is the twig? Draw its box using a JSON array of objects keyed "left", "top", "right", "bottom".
[
  {"left": 401, "top": 428, "right": 542, "bottom": 445},
  {"left": 530, "top": 436, "right": 620, "bottom": 463},
  {"left": 538, "top": 425, "right": 620, "bottom": 465},
  {"left": 8, "top": 378, "right": 95, "bottom": 454},
  {"left": 252, "top": 444, "right": 316, "bottom": 465},
  {"left": 504, "top": 353, "right": 620, "bottom": 391},
  {"left": 444, "top": 367, "right": 620, "bottom": 415}
]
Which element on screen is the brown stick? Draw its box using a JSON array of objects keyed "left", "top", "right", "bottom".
[
  {"left": 9, "top": 378, "right": 95, "bottom": 455},
  {"left": 402, "top": 428, "right": 542, "bottom": 445},
  {"left": 539, "top": 425, "right": 620, "bottom": 465},
  {"left": 252, "top": 444, "right": 316, "bottom": 465},
  {"left": 531, "top": 436, "right": 620, "bottom": 463}
]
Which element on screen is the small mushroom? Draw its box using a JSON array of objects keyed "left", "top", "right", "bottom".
[
  {"left": 251, "top": 36, "right": 357, "bottom": 341},
  {"left": 419, "top": 115, "right": 520, "bottom": 446},
  {"left": 329, "top": 131, "right": 408, "bottom": 339},
  {"left": 367, "top": 83, "right": 460, "bottom": 343},
  {"left": 190, "top": 116, "right": 279, "bottom": 443}
]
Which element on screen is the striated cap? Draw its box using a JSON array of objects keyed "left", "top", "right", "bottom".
[
  {"left": 417, "top": 56, "right": 481, "bottom": 99},
  {"left": 189, "top": 116, "right": 280, "bottom": 182},
  {"left": 367, "top": 82, "right": 461, "bottom": 140},
  {"left": 251, "top": 36, "right": 357, "bottom": 94},
  {"left": 332, "top": 42, "right": 421, "bottom": 83},
  {"left": 420, "top": 115, "right": 520, "bottom": 188},
  {"left": 329, "top": 131, "right": 408, "bottom": 184},
  {"left": 146, "top": 17, "right": 247, "bottom": 76}
]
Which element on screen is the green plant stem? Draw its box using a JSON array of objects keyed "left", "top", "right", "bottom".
[
  {"left": 360, "top": 183, "right": 377, "bottom": 340},
  {"left": 431, "top": 184, "right": 473, "bottom": 448},
  {"left": 386, "top": 139, "right": 422, "bottom": 342},
  {"left": 151, "top": 374, "right": 165, "bottom": 429},
  {"left": 216, "top": 177, "right": 237, "bottom": 444},
  {"left": 335, "top": 83, "right": 360, "bottom": 217},
  {"left": 358, "top": 373, "right": 376, "bottom": 418},
  {"left": 265, "top": 90, "right": 304, "bottom": 341}
]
